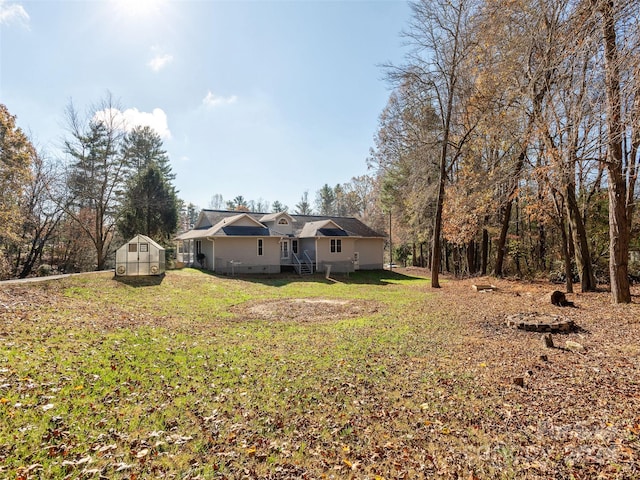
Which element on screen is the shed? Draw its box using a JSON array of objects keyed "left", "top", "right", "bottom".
[{"left": 115, "top": 234, "right": 165, "bottom": 276}]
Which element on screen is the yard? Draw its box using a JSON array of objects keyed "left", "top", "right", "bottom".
[{"left": 0, "top": 268, "right": 639, "bottom": 479}]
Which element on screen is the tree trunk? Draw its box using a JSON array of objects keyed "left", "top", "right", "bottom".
[
  {"left": 481, "top": 227, "right": 489, "bottom": 275},
  {"left": 608, "top": 185, "right": 631, "bottom": 301},
  {"left": 538, "top": 223, "right": 546, "bottom": 272},
  {"left": 598, "top": 0, "right": 631, "bottom": 303},
  {"left": 431, "top": 141, "right": 447, "bottom": 288},
  {"left": 494, "top": 199, "right": 512, "bottom": 277},
  {"left": 444, "top": 240, "right": 450, "bottom": 274},
  {"left": 565, "top": 183, "right": 596, "bottom": 291},
  {"left": 466, "top": 239, "right": 476, "bottom": 275},
  {"left": 560, "top": 215, "right": 574, "bottom": 294}
]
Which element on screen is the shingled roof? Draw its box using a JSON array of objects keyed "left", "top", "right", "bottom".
[{"left": 176, "top": 210, "right": 385, "bottom": 240}]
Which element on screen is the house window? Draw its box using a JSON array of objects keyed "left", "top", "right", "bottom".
[
  {"left": 139, "top": 243, "right": 148, "bottom": 252},
  {"left": 331, "top": 239, "right": 342, "bottom": 253},
  {"left": 278, "top": 218, "right": 288, "bottom": 225},
  {"left": 195, "top": 240, "right": 202, "bottom": 255},
  {"left": 280, "top": 240, "right": 289, "bottom": 259},
  {"left": 257, "top": 239, "right": 263, "bottom": 256},
  {"left": 292, "top": 240, "right": 298, "bottom": 254},
  {"left": 128, "top": 243, "right": 137, "bottom": 253}
]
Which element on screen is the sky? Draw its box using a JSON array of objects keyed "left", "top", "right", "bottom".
[{"left": 1, "top": 0, "right": 412, "bottom": 212}]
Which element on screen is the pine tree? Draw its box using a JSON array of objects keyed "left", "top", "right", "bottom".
[
  {"left": 118, "top": 163, "right": 178, "bottom": 240},
  {"left": 121, "top": 126, "right": 174, "bottom": 181},
  {"left": 294, "top": 191, "right": 313, "bottom": 215},
  {"left": 118, "top": 126, "right": 178, "bottom": 242},
  {"left": 315, "top": 184, "right": 336, "bottom": 215}
]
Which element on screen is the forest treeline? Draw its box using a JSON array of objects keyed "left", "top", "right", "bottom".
[
  {"left": 368, "top": 0, "right": 639, "bottom": 303},
  {"left": 1, "top": 0, "right": 639, "bottom": 304}
]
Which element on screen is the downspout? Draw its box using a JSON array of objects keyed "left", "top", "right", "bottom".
[{"left": 315, "top": 237, "right": 318, "bottom": 271}]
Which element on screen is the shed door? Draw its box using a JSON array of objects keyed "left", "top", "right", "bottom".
[
  {"left": 138, "top": 242, "right": 150, "bottom": 275},
  {"left": 127, "top": 243, "right": 139, "bottom": 275}
]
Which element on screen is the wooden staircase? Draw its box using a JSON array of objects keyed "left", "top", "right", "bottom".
[{"left": 293, "top": 252, "right": 314, "bottom": 275}]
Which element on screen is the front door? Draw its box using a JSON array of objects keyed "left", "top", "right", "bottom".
[{"left": 353, "top": 251, "right": 360, "bottom": 270}]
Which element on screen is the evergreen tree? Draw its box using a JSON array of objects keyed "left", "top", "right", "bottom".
[
  {"left": 271, "top": 200, "right": 287, "bottom": 213},
  {"left": 121, "top": 126, "right": 174, "bottom": 181},
  {"left": 227, "top": 196, "right": 248, "bottom": 211},
  {"left": 294, "top": 191, "right": 313, "bottom": 215},
  {"left": 118, "top": 126, "right": 178, "bottom": 242},
  {"left": 118, "top": 163, "right": 178, "bottom": 240},
  {"left": 315, "top": 184, "right": 336, "bottom": 215}
]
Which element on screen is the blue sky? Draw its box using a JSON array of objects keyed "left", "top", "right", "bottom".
[{"left": 1, "top": 0, "right": 411, "bottom": 211}]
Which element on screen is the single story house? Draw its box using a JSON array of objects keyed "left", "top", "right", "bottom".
[{"left": 175, "top": 210, "right": 385, "bottom": 275}]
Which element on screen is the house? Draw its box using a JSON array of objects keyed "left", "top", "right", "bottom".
[
  {"left": 175, "top": 210, "right": 385, "bottom": 275},
  {"left": 115, "top": 234, "right": 166, "bottom": 276}
]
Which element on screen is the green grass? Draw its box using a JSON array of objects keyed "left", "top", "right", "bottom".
[
  {"left": 1, "top": 269, "right": 637, "bottom": 479},
  {"left": 1, "top": 269, "right": 445, "bottom": 478}
]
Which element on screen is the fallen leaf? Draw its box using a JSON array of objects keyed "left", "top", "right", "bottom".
[{"left": 136, "top": 448, "right": 149, "bottom": 459}]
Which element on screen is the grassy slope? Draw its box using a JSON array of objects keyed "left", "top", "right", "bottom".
[{"left": 0, "top": 269, "right": 638, "bottom": 479}]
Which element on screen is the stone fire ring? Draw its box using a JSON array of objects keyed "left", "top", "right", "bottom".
[{"left": 506, "top": 313, "right": 575, "bottom": 332}]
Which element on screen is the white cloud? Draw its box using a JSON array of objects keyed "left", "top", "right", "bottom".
[
  {"left": 0, "top": 0, "right": 29, "bottom": 26},
  {"left": 147, "top": 47, "right": 174, "bottom": 72},
  {"left": 122, "top": 108, "right": 171, "bottom": 139},
  {"left": 94, "top": 107, "right": 171, "bottom": 139},
  {"left": 202, "top": 91, "right": 238, "bottom": 108}
]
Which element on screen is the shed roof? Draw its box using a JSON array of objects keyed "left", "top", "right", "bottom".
[{"left": 120, "top": 234, "right": 165, "bottom": 251}]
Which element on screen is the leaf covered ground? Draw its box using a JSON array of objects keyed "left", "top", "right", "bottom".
[{"left": 0, "top": 268, "right": 639, "bottom": 479}]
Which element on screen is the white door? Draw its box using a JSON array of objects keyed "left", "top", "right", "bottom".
[
  {"left": 280, "top": 240, "right": 290, "bottom": 259},
  {"left": 353, "top": 252, "right": 360, "bottom": 270},
  {"left": 138, "top": 241, "right": 150, "bottom": 275}
]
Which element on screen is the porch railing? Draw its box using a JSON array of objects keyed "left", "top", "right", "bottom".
[{"left": 293, "top": 251, "right": 314, "bottom": 275}]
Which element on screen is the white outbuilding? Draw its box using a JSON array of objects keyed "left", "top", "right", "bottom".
[{"left": 115, "top": 234, "right": 165, "bottom": 276}]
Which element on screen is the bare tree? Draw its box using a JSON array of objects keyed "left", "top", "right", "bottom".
[
  {"left": 208, "top": 194, "right": 224, "bottom": 210},
  {"left": 590, "top": 0, "right": 639, "bottom": 302},
  {"left": 62, "top": 94, "right": 128, "bottom": 270},
  {"left": 401, "top": 0, "right": 480, "bottom": 287},
  {"left": 13, "top": 151, "right": 66, "bottom": 277}
]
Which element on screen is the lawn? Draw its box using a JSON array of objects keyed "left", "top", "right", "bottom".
[{"left": 0, "top": 268, "right": 639, "bottom": 479}]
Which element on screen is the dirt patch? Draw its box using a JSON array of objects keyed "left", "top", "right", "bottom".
[{"left": 232, "top": 298, "right": 383, "bottom": 322}]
